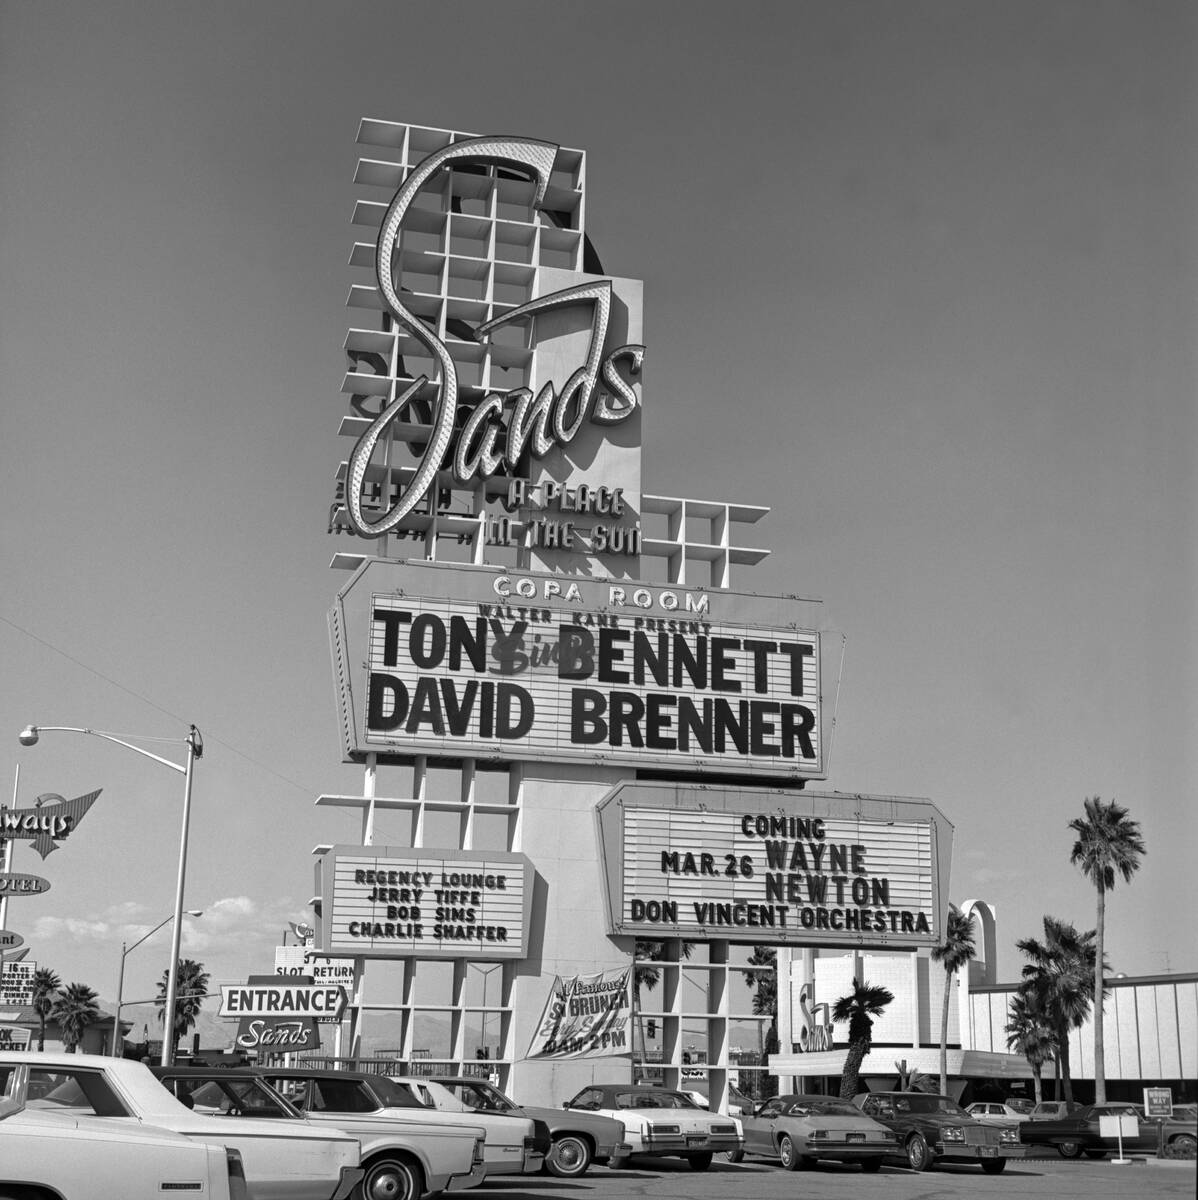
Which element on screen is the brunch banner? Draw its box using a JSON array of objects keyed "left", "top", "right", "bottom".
[{"left": 525, "top": 967, "right": 631, "bottom": 1060}]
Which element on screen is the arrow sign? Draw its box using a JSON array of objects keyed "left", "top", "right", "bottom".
[
  {"left": 0, "top": 874, "right": 51, "bottom": 897},
  {"left": 0, "top": 789, "right": 101, "bottom": 858}
]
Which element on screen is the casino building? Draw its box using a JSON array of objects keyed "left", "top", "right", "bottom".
[{"left": 296, "top": 118, "right": 1119, "bottom": 1113}]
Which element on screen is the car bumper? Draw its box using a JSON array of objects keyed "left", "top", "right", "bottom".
[
  {"left": 444, "top": 1160, "right": 488, "bottom": 1191},
  {"left": 594, "top": 1141, "right": 635, "bottom": 1164},
  {"left": 641, "top": 1133, "right": 743, "bottom": 1155},
  {"left": 329, "top": 1166, "right": 366, "bottom": 1200}
]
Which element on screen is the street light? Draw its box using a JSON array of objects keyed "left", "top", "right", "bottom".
[
  {"left": 114, "top": 910, "right": 203, "bottom": 1056},
  {"left": 18, "top": 723, "right": 203, "bottom": 1066}
]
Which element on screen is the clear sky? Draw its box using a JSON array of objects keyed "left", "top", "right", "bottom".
[{"left": 1, "top": 0, "right": 1193, "bottom": 1021}]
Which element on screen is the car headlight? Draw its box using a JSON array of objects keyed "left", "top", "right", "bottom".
[
  {"left": 1000, "top": 1127, "right": 1020, "bottom": 1144},
  {"left": 942, "top": 1126, "right": 966, "bottom": 1142}
]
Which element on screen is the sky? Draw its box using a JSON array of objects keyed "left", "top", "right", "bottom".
[{"left": 1, "top": 0, "right": 1194, "bottom": 1027}]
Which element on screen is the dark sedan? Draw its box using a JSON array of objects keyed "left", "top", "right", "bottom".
[
  {"left": 855, "top": 1091, "right": 1021, "bottom": 1173},
  {"left": 1020, "top": 1102, "right": 1197, "bottom": 1158}
]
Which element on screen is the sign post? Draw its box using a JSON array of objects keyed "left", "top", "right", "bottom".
[{"left": 1143, "top": 1088, "right": 1172, "bottom": 1158}]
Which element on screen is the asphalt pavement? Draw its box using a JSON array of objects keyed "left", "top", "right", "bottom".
[{"left": 465, "top": 1154, "right": 1195, "bottom": 1200}]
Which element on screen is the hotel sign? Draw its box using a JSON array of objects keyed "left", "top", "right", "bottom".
[
  {"left": 330, "top": 558, "right": 829, "bottom": 778},
  {"left": 0, "top": 790, "right": 101, "bottom": 858},
  {"left": 317, "top": 845, "right": 533, "bottom": 960},
  {"left": 596, "top": 783, "right": 953, "bottom": 949}
]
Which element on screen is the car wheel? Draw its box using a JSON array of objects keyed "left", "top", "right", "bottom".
[
  {"left": 779, "top": 1134, "right": 800, "bottom": 1171},
  {"left": 358, "top": 1155, "right": 423, "bottom": 1200},
  {"left": 906, "top": 1132, "right": 931, "bottom": 1172},
  {"left": 725, "top": 1149, "right": 745, "bottom": 1163},
  {"left": 860, "top": 1159, "right": 883, "bottom": 1173},
  {"left": 1056, "top": 1140, "right": 1083, "bottom": 1159},
  {"left": 980, "top": 1158, "right": 1007, "bottom": 1174},
  {"left": 1169, "top": 1133, "right": 1197, "bottom": 1156},
  {"left": 545, "top": 1134, "right": 592, "bottom": 1178},
  {"left": 687, "top": 1151, "right": 713, "bottom": 1171}
]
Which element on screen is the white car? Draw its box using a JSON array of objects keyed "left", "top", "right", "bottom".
[
  {"left": 158, "top": 1066, "right": 488, "bottom": 1199},
  {"left": 1, "top": 1064, "right": 251, "bottom": 1200},
  {"left": 966, "top": 1101, "right": 1031, "bottom": 1124},
  {"left": 388, "top": 1075, "right": 549, "bottom": 1177},
  {"left": 564, "top": 1083, "right": 742, "bottom": 1170},
  {"left": 0, "top": 1053, "right": 362, "bottom": 1200}
]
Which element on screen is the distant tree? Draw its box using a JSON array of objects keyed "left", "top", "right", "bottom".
[
  {"left": 1005, "top": 988, "right": 1055, "bottom": 1106},
  {"left": 1016, "top": 916, "right": 1104, "bottom": 1106},
  {"left": 930, "top": 904, "right": 976, "bottom": 1096},
  {"left": 156, "top": 959, "right": 210, "bottom": 1054},
  {"left": 832, "top": 978, "right": 894, "bottom": 1100},
  {"left": 740, "top": 946, "right": 777, "bottom": 1053},
  {"left": 31, "top": 967, "right": 61, "bottom": 1052},
  {"left": 50, "top": 982, "right": 100, "bottom": 1053},
  {"left": 1069, "top": 796, "right": 1145, "bottom": 1105}
]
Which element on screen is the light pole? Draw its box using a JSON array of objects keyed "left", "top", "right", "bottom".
[
  {"left": 18, "top": 723, "right": 203, "bottom": 1066},
  {"left": 113, "top": 910, "right": 202, "bottom": 1057}
]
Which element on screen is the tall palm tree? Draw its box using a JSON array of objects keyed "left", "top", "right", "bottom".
[
  {"left": 1069, "top": 796, "right": 1145, "bottom": 1104},
  {"left": 1005, "top": 988, "right": 1054, "bottom": 1105},
  {"left": 156, "top": 959, "right": 210, "bottom": 1055},
  {"left": 930, "top": 904, "right": 976, "bottom": 1097},
  {"left": 831, "top": 977, "right": 894, "bottom": 1100},
  {"left": 1016, "top": 916, "right": 1102, "bottom": 1106},
  {"left": 31, "top": 967, "right": 61, "bottom": 1051},
  {"left": 50, "top": 982, "right": 100, "bottom": 1053},
  {"left": 740, "top": 946, "right": 777, "bottom": 1056}
]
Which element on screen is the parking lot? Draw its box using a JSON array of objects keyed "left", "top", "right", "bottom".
[{"left": 467, "top": 1154, "right": 1196, "bottom": 1200}]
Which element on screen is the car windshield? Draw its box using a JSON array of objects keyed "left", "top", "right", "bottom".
[
  {"left": 892, "top": 1095, "right": 968, "bottom": 1117},
  {"left": 618, "top": 1091, "right": 700, "bottom": 1110},
  {"left": 360, "top": 1075, "right": 426, "bottom": 1109},
  {"left": 166, "top": 1076, "right": 298, "bottom": 1119},
  {"left": 452, "top": 1081, "right": 516, "bottom": 1112},
  {"left": 788, "top": 1099, "right": 859, "bottom": 1117}
]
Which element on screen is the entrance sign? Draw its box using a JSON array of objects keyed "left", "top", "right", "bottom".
[
  {"left": 221, "top": 975, "right": 345, "bottom": 1054},
  {"left": 316, "top": 845, "right": 533, "bottom": 960},
  {"left": 525, "top": 967, "right": 631, "bottom": 1059},
  {"left": 330, "top": 558, "right": 829, "bottom": 779},
  {"left": 596, "top": 783, "right": 952, "bottom": 949}
]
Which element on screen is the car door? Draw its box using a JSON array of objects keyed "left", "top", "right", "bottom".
[{"left": 743, "top": 1097, "right": 785, "bottom": 1155}]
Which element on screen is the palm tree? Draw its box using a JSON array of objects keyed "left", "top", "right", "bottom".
[
  {"left": 930, "top": 904, "right": 976, "bottom": 1097},
  {"left": 1016, "top": 916, "right": 1103, "bottom": 1105},
  {"left": 1069, "top": 796, "right": 1145, "bottom": 1105},
  {"left": 1005, "top": 988, "right": 1054, "bottom": 1105},
  {"left": 50, "top": 982, "right": 100, "bottom": 1052},
  {"left": 740, "top": 946, "right": 777, "bottom": 1054},
  {"left": 31, "top": 967, "right": 61, "bottom": 1051},
  {"left": 156, "top": 959, "right": 210, "bottom": 1055},
  {"left": 832, "top": 977, "right": 894, "bottom": 1100}
]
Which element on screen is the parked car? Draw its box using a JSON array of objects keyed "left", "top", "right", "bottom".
[
  {"left": 374, "top": 1074, "right": 548, "bottom": 1178},
  {"left": 1005, "top": 1098, "right": 1035, "bottom": 1115},
  {"left": 733, "top": 1093, "right": 897, "bottom": 1171},
  {"left": 418, "top": 1073, "right": 631, "bottom": 1178},
  {"left": 0, "top": 1052, "right": 363, "bottom": 1200},
  {"left": 1020, "top": 1101, "right": 1197, "bottom": 1158},
  {"left": 855, "top": 1091, "right": 1021, "bottom": 1173},
  {"left": 1, "top": 1064, "right": 252, "bottom": 1200},
  {"left": 966, "top": 1101, "right": 1031, "bottom": 1124},
  {"left": 677, "top": 1079, "right": 756, "bottom": 1117},
  {"left": 261, "top": 1066, "right": 538, "bottom": 1181},
  {"left": 563, "top": 1083, "right": 742, "bottom": 1170},
  {"left": 156, "top": 1065, "right": 488, "bottom": 1199}
]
